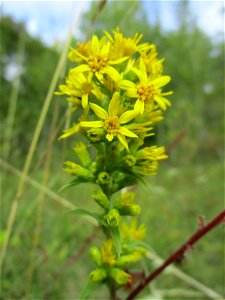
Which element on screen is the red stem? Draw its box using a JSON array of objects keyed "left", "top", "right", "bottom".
[{"left": 126, "top": 210, "right": 225, "bottom": 300}]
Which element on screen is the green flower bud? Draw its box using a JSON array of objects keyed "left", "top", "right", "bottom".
[
  {"left": 89, "top": 247, "right": 101, "bottom": 266},
  {"left": 89, "top": 268, "right": 107, "bottom": 282},
  {"left": 120, "top": 192, "right": 135, "bottom": 206},
  {"left": 123, "top": 155, "right": 136, "bottom": 168},
  {"left": 64, "top": 161, "right": 93, "bottom": 179},
  {"left": 92, "top": 190, "right": 110, "bottom": 209},
  {"left": 119, "top": 204, "right": 141, "bottom": 216},
  {"left": 87, "top": 128, "right": 104, "bottom": 142},
  {"left": 73, "top": 141, "right": 91, "bottom": 167},
  {"left": 116, "top": 251, "right": 143, "bottom": 267},
  {"left": 97, "top": 172, "right": 110, "bottom": 185},
  {"left": 109, "top": 268, "right": 131, "bottom": 285},
  {"left": 105, "top": 209, "right": 120, "bottom": 227}
]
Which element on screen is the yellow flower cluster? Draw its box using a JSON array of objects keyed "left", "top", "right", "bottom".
[
  {"left": 57, "top": 29, "right": 173, "bottom": 296},
  {"left": 57, "top": 28, "right": 172, "bottom": 153}
]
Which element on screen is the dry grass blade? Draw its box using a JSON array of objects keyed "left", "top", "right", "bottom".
[{"left": 25, "top": 98, "right": 60, "bottom": 294}]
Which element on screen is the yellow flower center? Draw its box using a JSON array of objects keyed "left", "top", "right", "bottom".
[
  {"left": 137, "top": 84, "right": 156, "bottom": 103},
  {"left": 104, "top": 116, "right": 120, "bottom": 135},
  {"left": 88, "top": 55, "right": 108, "bottom": 73}
]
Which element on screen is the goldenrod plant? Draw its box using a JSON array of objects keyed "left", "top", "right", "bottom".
[{"left": 56, "top": 28, "right": 172, "bottom": 299}]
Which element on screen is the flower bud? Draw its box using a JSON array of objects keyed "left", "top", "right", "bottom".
[
  {"left": 109, "top": 268, "right": 131, "bottom": 285},
  {"left": 116, "top": 251, "right": 143, "bottom": 267},
  {"left": 119, "top": 204, "right": 141, "bottom": 216},
  {"left": 92, "top": 190, "right": 110, "bottom": 209},
  {"left": 73, "top": 141, "right": 91, "bottom": 167},
  {"left": 89, "top": 268, "right": 107, "bottom": 282},
  {"left": 64, "top": 161, "right": 93, "bottom": 179},
  {"left": 120, "top": 192, "right": 135, "bottom": 206},
  {"left": 87, "top": 128, "right": 105, "bottom": 142},
  {"left": 97, "top": 172, "right": 110, "bottom": 185},
  {"left": 105, "top": 209, "right": 120, "bottom": 227},
  {"left": 89, "top": 247, "right": 101, "bottom": 266},
  {"left": 123, "top": 155, "right": 136, "bottom": 168}
]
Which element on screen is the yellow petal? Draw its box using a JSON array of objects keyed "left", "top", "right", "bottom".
[
  {"left": 117, "top": 133, "right": 129, "bottom": 152},
  {"left": 106, "top": 133, "right": 114, "bottom": 141},
  {"left": 161, "top": 91, "right": 173, "bottom": 96},
  {"left": 119, "top": 127, "right": 138, "bottom": 138},
  {"left": 104, "top": 30, "right": 113, "bottom": 42},
  {"left": 92, "top": 35, "right": 100, "bottom": 53},
  {"left": 119, "top": 110, "right": 138, "bottom": 124},
  {"left": 102, "top": 66, "right": 121, "bottom": 82},
  {"left": 139, "top": 58, "right": 147, "bottom": 81},
  {"left": 95, "top": 72, "right": 104, "bottom": 83},
  {"left": 92, "top": 87, "right": 102, "bottom": 100},
  {"left": 151, "top": 76, "right": 171, "bottom": 88},
  {"left": 134, "top": 99, "right": 144, "bottom": 114},
  {"left": 154, "top": 95, "right": 169, "bottom": 110},
  {"left": 68, "top": 48, "right": 87, "bottom": 62},
  {"left": 108, "top": 92, "right": 119, "bottom": 117},
  {"left": 119, "top": 80, "right": 136, "bottom": 90},
  {"left": 90, "top": 103, "right": 108, "bottom": 119},
  {"left": 71, "top": 64, "right": 89, "bottom": 74},
  {"left": 110, "top": 56, "right": 129, "bottom": 65},
  {"left": 81, "top": 94, "right": 88, "bottom": 109},
  {"left": 80, "top": 121, "right": 103, "bottom": 128},
  {"left": 127, "top": 88, "right": 138, "bottom": 98},
  {"left": 130, "top": 67, "right": 144, "bottom": 82}
]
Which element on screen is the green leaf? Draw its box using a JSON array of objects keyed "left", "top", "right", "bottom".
[
  {"left": 80, "top": 280, "right": 101, "bottom": 300},
  {"left": 111, "top": 226, "right": 121, "bottom": 258},
  {"left": 58, "top": 178, "right": 86, "bottom": 193},
  {"left": 135, "top": 175, "right": 151, "bottom": 192}
]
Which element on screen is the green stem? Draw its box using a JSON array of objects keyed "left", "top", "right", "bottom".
[{"left": 109, "top": 281, "right": 117, "bottom": 300}]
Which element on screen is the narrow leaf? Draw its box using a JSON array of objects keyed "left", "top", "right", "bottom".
[
  {"left": 80, "top": 280, "right": 101, "bottom": 300},
  {"left": 58, "top": 178, "right": 84, "bottom": 193},
  {"left": 111, "top": 226, "right": 122, "bottom": 258}
]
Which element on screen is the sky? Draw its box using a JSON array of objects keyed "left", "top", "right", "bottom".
[{"left": 1, "top": 0, "right": 224, "bottom": 45}]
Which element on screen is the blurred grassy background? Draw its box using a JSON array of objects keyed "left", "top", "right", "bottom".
[{"left": 0, "top": 1, "right": 224, "bottom": 299}]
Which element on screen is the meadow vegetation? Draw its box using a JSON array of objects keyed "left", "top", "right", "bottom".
[{"left": 0, "top": 1, "right": 224, "bottom": 299}]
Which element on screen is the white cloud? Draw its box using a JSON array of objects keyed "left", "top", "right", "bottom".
[{"left": 1, "top": 1, "right": 91, "bottom": 45}]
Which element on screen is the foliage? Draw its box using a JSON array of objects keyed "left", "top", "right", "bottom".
[
  {"left": 0, "top": 16, "right": 60, "bottom": 159},
  {"left": 0, "top": 1, "right": 224, "bottom": 299}
]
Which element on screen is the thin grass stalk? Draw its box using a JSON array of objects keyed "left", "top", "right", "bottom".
[
  {"left": 0, "top": 158, "right": 95, "bottom": 218},
  {"left": 25, "top": 98, "right": 60, "bottom": 295},
  {"left": 0, "top": 158, "right": 222, "bottom": 299},
  {"left": 30, "top": 107, "right": 70, "bottom": 176},
  {"left": 2, "top": 27, "right": 25, "bottom": 160},
  {"left": 0, "top": 20, "right": 78, "bottom": 269}
]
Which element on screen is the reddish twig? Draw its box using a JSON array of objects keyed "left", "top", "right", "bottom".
[
  {"left": 165, "top": 130, "right": 186, "bottom": 155},
  {"left": 126, "top": 210, "right": 225, "bottom": 300}
]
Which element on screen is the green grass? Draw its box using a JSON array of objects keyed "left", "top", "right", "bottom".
[{"left": 1, "top": 159, "right": 224, "bottom": 299}]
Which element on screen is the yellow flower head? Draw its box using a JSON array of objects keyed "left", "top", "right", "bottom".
[
  {"left": 80, "top": 92, "right": 138, "bottom": 151},
  {"left": 105, "top": 28, "right": 150, "bottom": 58},
  {"left": 101, "top": 239, "right": 116, "bottom": 265},
  {"left": 121, "top": 219, "right": 146, "bottom": 241},
  {"left": 69, "top": 35, "right": 128, "bottom": 83},
  {"left": 120, "top": 59, "right": 172, "bottom": 113}
]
